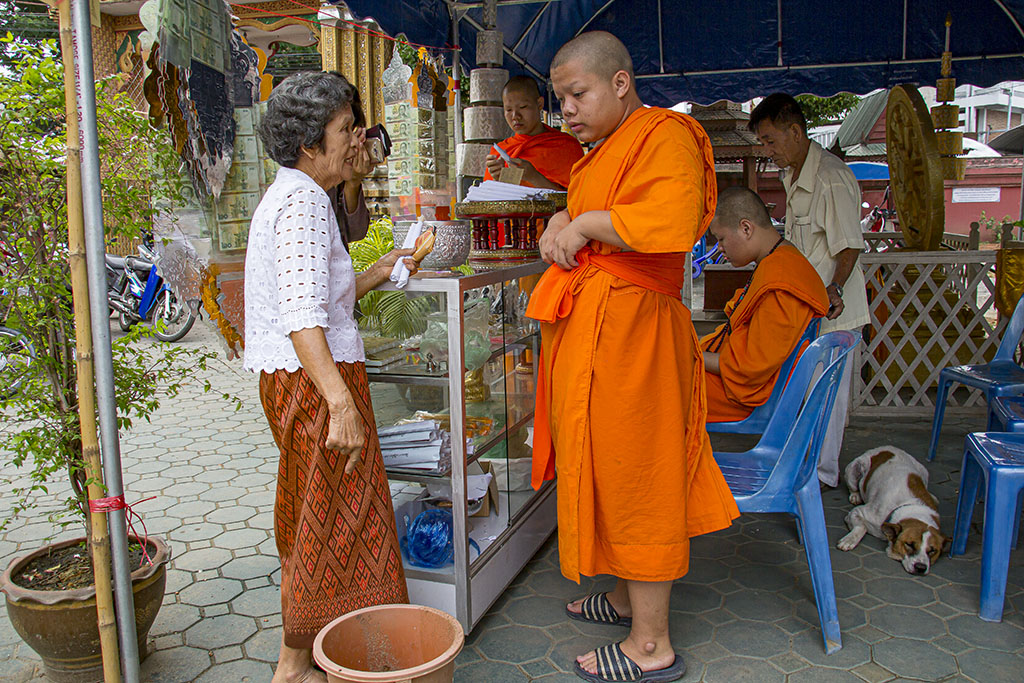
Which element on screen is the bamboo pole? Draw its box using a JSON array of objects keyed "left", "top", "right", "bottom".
[{"left": 54, "top": 1, "right": 122, "bottom": 680}]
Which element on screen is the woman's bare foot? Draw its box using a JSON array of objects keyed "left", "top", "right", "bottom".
[
  {"left": 273, "top": 638, "right": 327, "bottom": 683},
  {"left": 576, "top": 636, "right": 675, "bottom": 676}
]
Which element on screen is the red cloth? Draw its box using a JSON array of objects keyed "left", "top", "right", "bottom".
[{"left": 482, "top": 125, "right": 584, "bottom": 188}]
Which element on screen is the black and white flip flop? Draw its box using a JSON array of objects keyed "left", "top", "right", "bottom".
[
  {"left": 566, "top": 592, "right": 632, "bottom": 627},
  {"left": 572, "top": 642, "right": 686, "bottom": 683}
]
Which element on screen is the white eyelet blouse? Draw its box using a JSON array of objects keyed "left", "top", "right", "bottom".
[{"left": 243, "top": 166, "right": 365, "bottom": 374}]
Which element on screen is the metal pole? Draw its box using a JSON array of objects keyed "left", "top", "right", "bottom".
[
  {"left": 55, "top": 1, "right": 121, "bottom": 679},
  {"left": 453, "top": 8, "right": 465, "bottom": 200},
  {"left": 70, "top": 2, "right": 141, "bottom": 680}
]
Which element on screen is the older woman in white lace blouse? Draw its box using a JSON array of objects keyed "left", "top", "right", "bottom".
[{"left": 243, "top": 71, "right": 418, "bottom": 683}]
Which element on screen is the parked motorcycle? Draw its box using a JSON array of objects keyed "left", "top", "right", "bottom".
[{"left": 105, "top": 244, "right": 196, "bottom": 342}]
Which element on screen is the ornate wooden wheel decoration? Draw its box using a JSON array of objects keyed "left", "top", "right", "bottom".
[{"left": 886, "top": 85, "right": 945, "bottom": 251}]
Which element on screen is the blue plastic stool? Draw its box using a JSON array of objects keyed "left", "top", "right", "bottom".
[
  {"left": 990, "top": 396, "right": 1024, "bottom": 433},
  {"left": 951, "top": 432, "right": 1024, "bottom": 622}
]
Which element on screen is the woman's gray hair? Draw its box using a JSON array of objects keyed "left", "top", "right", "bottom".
[{"left": 259, "top": 71, "right": 365, "bottom": 167}]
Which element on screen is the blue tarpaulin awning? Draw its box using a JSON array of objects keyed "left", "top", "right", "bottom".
[{"left": 334, "top": 0, "right": 1024, "bottom": 107}]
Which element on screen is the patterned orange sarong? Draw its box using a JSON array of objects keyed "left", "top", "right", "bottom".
[{"left": 259, "top": 361, "right": 408, "bottom": 649}]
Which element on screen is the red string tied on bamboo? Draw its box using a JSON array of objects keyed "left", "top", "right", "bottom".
[{"left": 88, "top": 495, "right": 156, "bottom": 568}]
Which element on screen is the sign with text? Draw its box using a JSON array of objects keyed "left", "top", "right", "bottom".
[{"left": 952, "top": 187, "right": 1001, "bottom": 203}]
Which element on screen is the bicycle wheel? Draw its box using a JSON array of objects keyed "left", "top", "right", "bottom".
[
  {"left": 0, "top": 326, "right": 34, "bottom": 400},
  {"left": 151, "top": 290, "right": 195, "bottom": 342}
]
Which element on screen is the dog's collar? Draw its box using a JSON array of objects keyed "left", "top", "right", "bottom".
[{"left": 884, "top": 502, "right": 934, "bottom": 525}]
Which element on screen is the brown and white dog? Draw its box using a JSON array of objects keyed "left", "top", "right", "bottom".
[{"left": 837, "top": 446, "right": 950, "bottom": 575}]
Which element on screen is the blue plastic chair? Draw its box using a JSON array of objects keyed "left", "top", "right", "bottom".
[
  {"left": 990, "top": 396, "right": 1024, "bottom": 433},
  {"left": 951, "top": 432, "right": 1024, "bottom": 621},
  {"left": 692, "top": 242, "right": 724, "bottom": 279},
  {"left": 927, "top": 292, "right": 1024, "bottom": 461},
  {"left": 707, "top": 318, "right": 822, "bottom": 435},
  {"left": 713, "top": 331, "right": 858, "bottom": 655}
]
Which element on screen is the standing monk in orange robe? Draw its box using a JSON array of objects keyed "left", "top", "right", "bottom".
[
  {"left": 526, "top": 32, "right": 739, "bottom": 683},
  {"left": 701, "top": 187, "right": 830, "bottom": 422},
  {"left": 483, "top": 75, "right": 584, "bottom": 189}
]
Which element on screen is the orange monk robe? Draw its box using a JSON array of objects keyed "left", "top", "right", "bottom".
[
  {"left": 482, "top": 125, "right": 584, "bottom": 188},
  {"left": 526, "top": 107, "right": 740, "bottom": 584},
  {"left": 701, "top": 244, "right": 830, "bottom": 422}
]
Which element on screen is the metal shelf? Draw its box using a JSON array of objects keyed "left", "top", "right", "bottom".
[{"left": 368, "top": 259, "right": 550, "bottom": 632}]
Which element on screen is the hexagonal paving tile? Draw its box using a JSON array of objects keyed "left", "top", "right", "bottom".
[
  {"left": 722, "top": 589, "right": 792, "bottom": 622},
  {"left": 232, "top": 585, "right": 280, "bottom": 618},
  {"left": 956, "top": 647, "right": 1024, "bottom": 681},
  {"left": 212, "top": 528, "right": 268, "bottom": 550},
  {"left": 194, "top": 658, "right": 273, "bottom": 682},
  {"left": 868, "top": 604, "right": 947, "bottom": 641},
  {"left": 502, "top": 595, "right": 569, "bottom": 628},
  {"left": 173, "top": 547, "right": 233, "bottom": 572},
  {"left": 243, "top": 627, "right": 282, "bottom": 663},
  {"left": 872, "top": 637, "right": 957, "bottom": 680},
  {"left": 702, "top": 655, "right": 785, "bottom": 683},
  {"left": 222, "top": 554, "right": 281, "bottom": 581},
  {"left": 178, "top": 577, "right": 244, "bottom": 607},
  {"left": 946, "top": 613, "right": 1024, "bottom": 651},
  {"left": 670, "top": 582, "right": 723, "bottom": 614},
  {"left": 139, "top": 645, "right": 211, "bottom": 683},
  {"left": 454, "top": 659, "right": 529, "bottom": 682},
  {"left": 185, "top": 613, "right": 258, "bottom": 650},
  {"left": 712, "top": 619, "right": 790, "bottom": 658},
  {"left": 149, "top": 603, "right": 202, "bottom": 637},
  {"left": 205, "top": 506, "right": 258, "bottom": 525},
  {"left": 475, "top": 624, "right": 553, "bottom": 663}
]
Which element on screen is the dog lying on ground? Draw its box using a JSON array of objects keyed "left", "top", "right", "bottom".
[{"left": 837, "top": 446, "right": 950, "bottom": 575}]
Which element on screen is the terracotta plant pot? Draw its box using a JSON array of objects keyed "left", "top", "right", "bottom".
[
  {"left": 313, "top": 603, "right": 464, "bottom": 683},
  {"left": 0, "top": 535, "right": 170, "bottom": 683}
]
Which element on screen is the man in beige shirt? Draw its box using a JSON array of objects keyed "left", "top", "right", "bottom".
[{"left": 750, "top": 93, "right": 868, "bottom": 487}]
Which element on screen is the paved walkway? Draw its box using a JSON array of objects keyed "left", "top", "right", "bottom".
[{"left": 1, "top": 322, "right": 1021, "bottom": 682}]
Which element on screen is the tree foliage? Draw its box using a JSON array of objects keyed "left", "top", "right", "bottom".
[
  {"left": 0, "top": 37, "right": 230, "bottom": 534},
  {"left": 796, "top": 93, "right": 861, "bottom": 128}
]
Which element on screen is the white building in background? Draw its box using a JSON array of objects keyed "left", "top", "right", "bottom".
[{"left": 920, "top": 81, "right": 1024, "bottom": 144}]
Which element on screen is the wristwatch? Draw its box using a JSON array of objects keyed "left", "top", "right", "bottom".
[{"left": 829, "top": 282, "right": 844, "bottom": 298}]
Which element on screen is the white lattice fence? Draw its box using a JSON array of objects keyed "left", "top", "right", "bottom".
[{"left": 853, "top": 250, "right": 1004, "bottom": 416}]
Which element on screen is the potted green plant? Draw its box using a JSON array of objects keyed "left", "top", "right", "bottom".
[{"left": 0, "top": 37, "right": 229, "bottom": 681}]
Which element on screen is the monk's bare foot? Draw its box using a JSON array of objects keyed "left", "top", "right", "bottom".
[
  {"left": 567, "top": 588, "right": 632, "bottom": 619},
  {"left": 576, "top": 637, "right": 675, "bottom": 676}
]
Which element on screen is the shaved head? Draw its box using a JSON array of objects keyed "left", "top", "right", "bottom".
[
  {"left": 713, "top": 187, "right": 773, "bottom": 231},
  {"left": 503, "top": 75, "right": 542, "bottom": 99},
  {"left": 550, "top": 31, "right": 633, "bottom": 80}
]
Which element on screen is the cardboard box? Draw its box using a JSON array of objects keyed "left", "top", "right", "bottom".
[{"left": 470, "top": 461, "right": 500, "bottom": 517}]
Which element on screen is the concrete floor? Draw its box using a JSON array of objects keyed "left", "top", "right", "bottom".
[{"left": 0, "top": 322, "right": 1021, "bottom": 682}]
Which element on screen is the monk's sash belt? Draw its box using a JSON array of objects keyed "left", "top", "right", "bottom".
[{"left": 527, "top": 247, "right": 686, "bottom": 324}]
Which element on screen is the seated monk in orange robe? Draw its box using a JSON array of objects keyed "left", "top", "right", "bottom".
[
  {"left": 483, "top": 75, "right": 584, "bottom": 189},
  {"left": 701, "top": 187, "right": 830, "bottom": 422},
  {"left": 526, "top": 31, "right": 739, "bottom": 683}
]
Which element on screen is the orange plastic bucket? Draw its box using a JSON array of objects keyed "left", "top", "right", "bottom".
[{"left": 312, "top": 604, "right": 464, "bottom": 683}]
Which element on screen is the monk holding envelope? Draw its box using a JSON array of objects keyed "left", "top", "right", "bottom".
[{"left": 483, "top": 75, "right": 583, "bottom": 189}]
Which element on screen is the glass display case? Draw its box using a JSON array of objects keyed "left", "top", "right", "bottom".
[{"left": 360, "top": 260, "right": 554, "bottom": 632}]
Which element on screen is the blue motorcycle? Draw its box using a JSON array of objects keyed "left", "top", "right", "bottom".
[{"left": 105, "top": 244, "right": 195, "bottom": 342}]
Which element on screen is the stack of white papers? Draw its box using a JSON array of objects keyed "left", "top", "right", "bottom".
[
  {"left": 379, "top": 420, "right": 479, "bottom": 475},
  {"left": 463, "top": 180, "right": 562, "bottom": 203},
  {"left": 379, "top": 421, "right": 450, "bottom": 473}
]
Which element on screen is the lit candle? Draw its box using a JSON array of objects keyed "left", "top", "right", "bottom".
[{"left": 945, "top": 12, "right": 952, "bottom": 53}]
